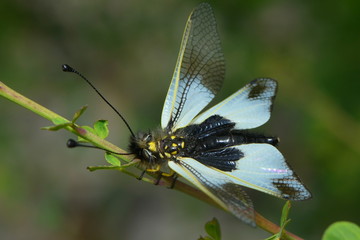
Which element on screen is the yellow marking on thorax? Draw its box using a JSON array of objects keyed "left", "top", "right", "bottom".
[{"left": 148, "top": 141, "right": 157, "bottom": 152}]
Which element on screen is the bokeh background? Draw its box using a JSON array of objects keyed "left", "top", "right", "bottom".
[{"left": 1, "top": 0, "right": 359, "bottom": 239}]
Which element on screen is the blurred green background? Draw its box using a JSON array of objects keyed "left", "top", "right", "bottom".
[{"left": 1, "top": 0, "right": 359, "bottom": 239}]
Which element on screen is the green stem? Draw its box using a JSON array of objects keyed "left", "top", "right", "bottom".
[
  {"left": 1, "top": 81, "right": 66, "bottom": 123},
  {"left": 0, "top": 81, "right": 302, "bottom": 239},
  {"left": 0, "top": 81, "right": 126, "bottom": 157}
]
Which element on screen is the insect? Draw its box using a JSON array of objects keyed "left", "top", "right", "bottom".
[
  {"left": 127, "top": 3, "right": 311, "bottom": 226},
  {"left": 65, "top": 2, "right": 311, "bottom": 226}
]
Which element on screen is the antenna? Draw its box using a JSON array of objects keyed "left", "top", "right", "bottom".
[
  {"left": 67, "top": 139, "right": 133, "bottom": 155},
  {"left": 62, "top": 64, "right": 135, "bottom": 137}
]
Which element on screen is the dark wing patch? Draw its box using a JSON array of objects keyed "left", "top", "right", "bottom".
[
  {"left": 272, "top": 177, "right": 312, "bottom": 200},
  {"left": 248, "top": 80, "right": 267, "bottom": 99}
]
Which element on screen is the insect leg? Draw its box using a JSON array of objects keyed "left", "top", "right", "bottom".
[
  {"left": 137, "top": 170, "right": 146, "bottom": 180},
  {"left": 155, "top": 173, "right": 163, "bottom": 185},
  {"left": 168, "top": 173, "right": 178, "bottom": 189}
]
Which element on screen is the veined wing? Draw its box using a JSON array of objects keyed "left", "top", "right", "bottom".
[
  {"left": 168, "top": 158, "right": 256, "bottom": 226},
  {"left": 193, "top": 78, "right": 277, "bottom": 130},
  {"left": 161, "top": 3, "right": 225, "bottom": 131},
  {"left": 216, "top": 144, "right": 312, "bottom": 200}
]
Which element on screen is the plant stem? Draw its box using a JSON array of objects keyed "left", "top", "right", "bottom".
[{"left": 0, "top": 81, "right": 126, "bottom": 156}]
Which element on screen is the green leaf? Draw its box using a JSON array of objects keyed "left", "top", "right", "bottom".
[
  {"left": 280, "top": 201, "right": 291, "bottom": 227},
  {"left": 94, "top": 120, "right": 109, "bottom": 139},
  {"left": 75, "top": 120, "right": 109, "bottom": 142},
  {"left": 105, "top": 153, "right": 121, "bottom": 167},
  {"left": 322, "top": 221, "right": 360, "bottom": 240},
  {"left": 204, "top": 218, "right": 221, "bottom": 240},
  {"left": 72, "top": 105, "right": 88, "bottom": 123},
  {"left": 264, "top": 201, "right": 292, "bottom": 240}
]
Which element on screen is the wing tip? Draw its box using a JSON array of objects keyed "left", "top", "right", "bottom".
[{"left": 274, "top": 180, "right": 312, "bottom": 201}]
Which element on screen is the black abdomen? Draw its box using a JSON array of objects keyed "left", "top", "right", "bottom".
[{"left": 177, "top": 115, "right": 279, "bottom": 171}]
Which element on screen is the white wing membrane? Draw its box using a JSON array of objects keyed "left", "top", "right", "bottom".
[
  {"left": 217, "top": 144, "right": 311, "bottom": 200},
  {"left": 161, "top": 3, "right": 225, "bottom": 130},
  {"left": 168, "top": 158, "right": 256, "bottom": 226},
  {"left": 162, "top": 76, "right": 214, "bottom": 130},
  {"left": 193, "top": 78, "right": 277, "bottom": 129}
]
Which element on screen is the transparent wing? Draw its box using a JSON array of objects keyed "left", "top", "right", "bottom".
[
  {"left": 168, "top": 158, "right": 255, "bottom": 226},
  {"left": 161, "top": 3, "right": 225, "bottom": 131},
  {"left": 193, "top": 78, "right": 277, "bottom": 129},
  {"left": 218, "top": 144, "right": 312, "bottom": 200}
]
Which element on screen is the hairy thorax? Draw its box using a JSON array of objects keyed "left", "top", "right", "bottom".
[{"left": 128, "top": 129, "right": 186, "bottom": 170}]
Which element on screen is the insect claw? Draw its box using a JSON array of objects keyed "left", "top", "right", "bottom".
[
  {"left": 137, "top": 170, "right": 146, "bottom": 180},
  {"left": 154, "top": 173, "right": 162, "bottom": 185}
]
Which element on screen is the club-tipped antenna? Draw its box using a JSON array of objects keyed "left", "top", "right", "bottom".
[
  {"left": 62, "top": 64, "right": 135, "bottom": 137},
  {"left": 67, "top": 139, "right": 134, "bottom": 155}
]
